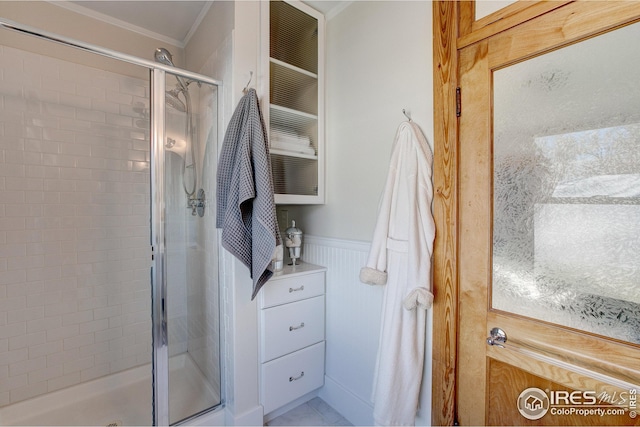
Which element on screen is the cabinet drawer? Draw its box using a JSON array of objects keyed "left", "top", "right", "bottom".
[
  {"left": 261, "top": 271, "right": 325, "bottom": 308},
  {"left": 261, "top": 296, "right": 324, "bottom": 362},
  {"left": 261, "top": 341, "right": 325, "bottom": 414}
]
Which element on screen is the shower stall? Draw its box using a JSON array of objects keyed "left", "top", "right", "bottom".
[{"left": 0, "top": 19, "right": 223, "bottom": 426}]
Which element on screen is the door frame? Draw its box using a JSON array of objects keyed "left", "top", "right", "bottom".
[{"left": 431, "top": 1, "right": 640, "bottom": 424}]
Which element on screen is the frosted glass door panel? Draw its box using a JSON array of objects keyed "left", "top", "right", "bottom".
[{"left": 492, "top": 21, "right": 640, "bottom": 344}]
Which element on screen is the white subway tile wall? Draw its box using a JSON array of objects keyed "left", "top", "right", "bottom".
[{"left": 0, "top": 45, "right": 152, "bottom": 406}]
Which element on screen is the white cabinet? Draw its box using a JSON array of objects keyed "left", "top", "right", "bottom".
[
  {"left": 261, "top": 0, "right": 325, "bottom": 204},
  {"left": 259, "top": 263, "right": 326, "bottom": 414},
  {"left": 261, "top": 296, "right": 325, "bottom": 362},
  {"left": 261, "top": 342, "right": 325, "bottom": 414}
]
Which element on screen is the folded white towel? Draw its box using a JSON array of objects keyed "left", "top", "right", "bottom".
[
  {"left": 271, "top": 139, "right": 316, "bottom": 156},
  {"left": 271, "top": 128, "right": 300, "bottom": 145},
  {"left": 271, "top": 128, "right": 312, "bottom": 147}
]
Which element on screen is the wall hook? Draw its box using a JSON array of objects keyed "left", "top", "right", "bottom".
[
  {"left": 402, "top": 109, "right": 412, "bottom": 121},
  {"left": 243, "top": 71, "right": 254, "bottom": 94}
]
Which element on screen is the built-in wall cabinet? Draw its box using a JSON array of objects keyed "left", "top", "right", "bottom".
[
  {"left": 258, "top": 0, "right": 327, "bottom": 418},
  {"left": 261, "top": 0, "right": 325, "bottom": 204}
]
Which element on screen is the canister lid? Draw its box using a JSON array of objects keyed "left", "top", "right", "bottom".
[{"left": 285, "top": 220, "right": 302, "bottom": 235}]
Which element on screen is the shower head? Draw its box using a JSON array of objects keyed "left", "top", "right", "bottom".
[
  {"left": 154, "top": 47, "right": 175, "bottom": 67},
  {"left": 154, "top": 47, "right": 188, "bottom": 92},
  {"left": 166, "top": 89, "right": 186, "bottom": 112}
]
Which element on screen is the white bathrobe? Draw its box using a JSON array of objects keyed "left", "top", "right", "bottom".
[{"left": 360, "top": 121, "right": 435, "bottom": 426}]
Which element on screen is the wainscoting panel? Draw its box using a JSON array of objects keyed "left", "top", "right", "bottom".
[{"left": 302, "top": 236, "right": 383, "bottom": 426}]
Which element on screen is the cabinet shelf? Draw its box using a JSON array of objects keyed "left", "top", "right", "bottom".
[
  {"left": 270, "top": 58, "right": 317, "bottom": 79},
  {"left": 270, "top": 103, "right": 317, "bottom": 121},
  {"left": 270, "top": 148, "right": 317, "bottom": 160},
  {"left": 271, "top": 153, "right": 318, "bottom": 196},
  {"left": 269, "top": 105, "right": 317, "bottom": 159},
  {"left": 270, "top": 60, "right": 318, "bottom": 116},
  {"left": 270, "top": 104, "right": 317, "bottom": 139}
]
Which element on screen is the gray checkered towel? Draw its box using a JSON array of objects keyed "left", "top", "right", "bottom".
[{"left": 216, "top": 88, "right": 281, "bottom": 300}]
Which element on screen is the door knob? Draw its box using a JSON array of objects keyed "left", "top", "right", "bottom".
[{"left": 486, "top": 327, "right": 507, "bottom": 347}]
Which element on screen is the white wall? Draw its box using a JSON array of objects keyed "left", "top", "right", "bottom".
[
  {"left": 185, "top": 1, "right": 235, "bottom": 75},
  {"left": 476, "top": 0, "right": 518, "bottom": 20},
  {"left": 294, "top": 2, "right": 434, "bottom": 425},
  {"left": 295, "top": 0, "right": 434, "bottom": 243}
]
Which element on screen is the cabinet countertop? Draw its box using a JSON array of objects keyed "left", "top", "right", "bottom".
[{"left": 271, "top": 262, "right": 326, "bottom": 280}]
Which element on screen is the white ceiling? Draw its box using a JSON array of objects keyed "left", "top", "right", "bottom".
[
  {"left": 63, "top": 1, "right": 345, "bottom": 47},
  {"left": 70, "top": 1, "right": 210, "bottom": 45}
]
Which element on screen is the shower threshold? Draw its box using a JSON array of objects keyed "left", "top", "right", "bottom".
[{"left": 0, "top": 353, "right": 221, "bottom": 426}]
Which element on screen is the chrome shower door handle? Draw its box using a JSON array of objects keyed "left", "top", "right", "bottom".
[{"left": 486, "top": 327, "right": 507, "bottom": 348}]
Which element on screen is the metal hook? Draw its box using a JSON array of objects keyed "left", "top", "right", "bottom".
[
  {"left": 243, "top": 71, "right": 253, "bottom": 94},
  {"left": 402, "top": 109, "right": 412, "bottom": 122}
]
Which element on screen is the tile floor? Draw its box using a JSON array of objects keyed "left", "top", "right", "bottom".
[{"left": 266, "top": 397, "right": 352, "bottom": 426}]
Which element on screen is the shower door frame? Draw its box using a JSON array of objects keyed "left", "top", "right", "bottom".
[
  {"left": 151, "top": 69, "right": 170, "bottom": 427},
  {"left": 0, "top": 18, "right": 224, "bottom": 426}
]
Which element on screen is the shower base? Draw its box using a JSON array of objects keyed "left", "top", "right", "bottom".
[{"left": 0, "top": 353, "right": 221, "bottom": 426}]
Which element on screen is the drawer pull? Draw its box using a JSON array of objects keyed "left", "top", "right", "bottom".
[
  {"left": 289, "top": 285, "right": 304, "bottom": 293},
  {"left": 289, "top": 371, "right": 305, "bottom": 382},
  {"left": 289, "top": 322, "right": 305, "bottom": 331}
]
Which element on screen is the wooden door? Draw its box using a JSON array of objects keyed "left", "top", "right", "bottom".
[{"left": 453, "top": 2, "right": 640, "bottom": 425}]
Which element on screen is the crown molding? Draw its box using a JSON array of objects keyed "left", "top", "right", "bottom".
[{"left": 182, "top": 1, "right": 212, "bottom": 47}]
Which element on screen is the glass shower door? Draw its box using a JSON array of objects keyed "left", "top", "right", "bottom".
[
  {"left": 0, "top": 34, "right": 154, "bottom": 426},
  {"left": 152, "top": 69, "right": 221, "bottom": 425}
]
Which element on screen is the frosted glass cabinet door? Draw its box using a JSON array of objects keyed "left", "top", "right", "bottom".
[
  {"left": 263, "top": 0, "right": 325, "bottom": 204},
  {"left": 492, "top": 21, "right": 640, "bottom": 344}
]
